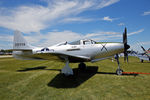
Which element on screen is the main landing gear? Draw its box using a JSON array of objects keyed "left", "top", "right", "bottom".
[
  {"left": 61, "top": 57, "right": 87, "bottom": 76},
  {"left": 115, "top": 54, "right": 123, "bottom": 75},
  {"left": 140, "top": 59, "right": 144, "bottom": 63},
  {"left": 61, "top": 57, "right": 73, "bottom": 76},
  {"left": 78, "top": 62, "right": 86, "bottom": 71}
]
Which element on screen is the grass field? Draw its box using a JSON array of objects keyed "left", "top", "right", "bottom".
[{"left": 0, "top": 57, "right": 150, "bottom": 100}]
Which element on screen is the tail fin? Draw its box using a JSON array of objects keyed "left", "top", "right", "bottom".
[{"left": 13, "top": 30, "right": 32, "bottom": 50}]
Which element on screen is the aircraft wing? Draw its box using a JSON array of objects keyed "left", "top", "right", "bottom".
[
  {"left": 33, "top": 52, "right": 91, "bottom": 62},
  {"left": 91, "top": 56, "right": 113, "bottom": 62},
  {"left": 59, "top": 53, "right": 91, "bottom": 62},
  {"left": 137, "top": 54, "right": 149, "bottom": 61}
]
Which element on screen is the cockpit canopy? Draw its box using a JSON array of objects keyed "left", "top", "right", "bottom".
[
  {"left": 55, "top": 39, "right": 97, "bottom": 46},
  {"left": 69, "top": 39, "right": 96, "bottom": 45}
]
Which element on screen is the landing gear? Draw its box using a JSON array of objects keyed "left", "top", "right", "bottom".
[
  {"left": 116, "top": 69, "right": 123, "bottom": 75},
  {"left": 141, "top": 59, "right": 144, "bottom": 63},
  {"left": 115, "top": 54, "right": 123, "bottom": 75},
  {"left": 78, "top": 62, "right": 86, "bottom": 71},
  {"left": 61, "top": 57, "right": 73, "bottom": 76}
]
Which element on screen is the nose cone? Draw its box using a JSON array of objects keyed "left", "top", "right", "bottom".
[
  {"left": 124, "top": 43, "right": 130, "bottom": 52},
  {"left": 126, "top": 44, "right": 130, "bottom": 49}
]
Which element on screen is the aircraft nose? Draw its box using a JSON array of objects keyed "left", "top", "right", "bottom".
[
  {"left": 125, "top": 44, "right": 130, "bottom": 50},
  {"left": 126, "top": 44, "right": 130, "bottom": 49}
]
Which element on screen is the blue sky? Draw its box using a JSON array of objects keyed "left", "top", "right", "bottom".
[{"left": 0, "top": 0, "right": 150, "bottom": 52}]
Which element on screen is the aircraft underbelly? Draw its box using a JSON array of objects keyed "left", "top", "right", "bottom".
[{"left": 32, "top": 53, "right": 61, "bottom": 60}]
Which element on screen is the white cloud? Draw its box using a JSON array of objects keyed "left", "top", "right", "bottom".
[
  {"left": 0, "top": 0, "right": 120, "bottom": 33},
  {"left": 101, "top": 16, "right": 117, "bottom": 22},
  {"left": 101, "top": 31, "right": 120, "bottom": 35},
  {"left": 142, "top": 11, "right": 150, "bottom": 16},
  {"left": 118, "top": 23, "right": 125, "bottom": 26},
  {"left": 0, "top": 43, "right": 12, "bottom": 50},
  {"left": 84, "top": 33, "right": 101, "bottom": 38},
  {"left": 24, "top": 30, "right": 82, "bottom": 47},
  {"left": 0, "top": 34, "right": 13, "bottom": 42},
  {"left": 140, "top": 41, "right": 150, "bottom": 45},
  {"left": 96, "top": 0, "right": 120, "bottom": 9},
  {"left": 62, "top": 17, "right": 93, "bottom": 23},
  {"left": 128, "top": 29, "right": 144, "bottom": 36},
  {"left": 45, "top": 31, "right": 82, "bottom": 46},
  {"left": 0, "top": 34, "right": 13, "bottom": 49}
]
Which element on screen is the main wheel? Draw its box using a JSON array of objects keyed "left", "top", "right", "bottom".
[
  {"left": 116, "top": 69, "right": 123, "bottom": 75},
  {"left": 78, "top": 62, "right": 86, "bottom": 71},
  {"left": 141, "top": 59, "right": 144, "bottom": 63}
]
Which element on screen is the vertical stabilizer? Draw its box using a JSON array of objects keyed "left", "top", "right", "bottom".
[{"left": 13, "top": 30, "right": 32, "bottom": 50}]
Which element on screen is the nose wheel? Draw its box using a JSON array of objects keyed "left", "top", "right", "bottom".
[
  {"left": 115, "top": 54, "right": 124, "bottom": 75},
  {"left": 116, "top": 69, "right": 123, "bottom": 75}
]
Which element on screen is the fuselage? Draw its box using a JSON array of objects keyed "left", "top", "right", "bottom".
[{"left": 13, "top": 41, "right": 124, "bottom": 63}]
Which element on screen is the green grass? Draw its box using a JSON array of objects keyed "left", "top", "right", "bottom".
[{"left": 0, "top": 57, "right": 150, "bottom": 100}]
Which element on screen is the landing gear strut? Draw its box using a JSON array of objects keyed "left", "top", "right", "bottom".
[
  {"left": 61, "top": 57, "right": 73, "bottom": 76},
  {"left": 115, "top": 54, "right": 123, "bottom": 75},
  {"left": 78, "top": 62, "right": 86, "bottom": 71}
]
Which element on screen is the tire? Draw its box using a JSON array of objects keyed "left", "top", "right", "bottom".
[
  {"left": 116, "top": 69, "right": 123, "bottom": 75},
  {"left": 141, "top": 59, "right": 144, "bottom": 63},
  {"left": 78, "top": 62, "right": 86, "bottom": 71}
]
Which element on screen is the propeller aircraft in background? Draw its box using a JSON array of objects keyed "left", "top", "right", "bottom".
[
  {"left": 13, "top": 28, "right": 130, "bottom": 75},
  {"left": 137, "top": 46, "right": 150, "bottom": 63}
]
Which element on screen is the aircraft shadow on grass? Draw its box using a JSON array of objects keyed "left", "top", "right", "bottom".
[
  {"left": 17, "top": 66, "right": 138, "bottom": 88},
  {"left": 17, "top": 66, "right": 61, "bottom": 72},
  {"left": 47, "top": 66, "right": 138, "bottom": 88}
]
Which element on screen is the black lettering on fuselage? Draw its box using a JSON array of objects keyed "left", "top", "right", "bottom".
[{"left": 15, "top": 43, "right": 25, "bottom": 46}]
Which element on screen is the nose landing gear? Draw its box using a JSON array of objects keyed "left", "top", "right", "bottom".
[{"left": 115, "top": 54, "right": 124, "bottom": 75}]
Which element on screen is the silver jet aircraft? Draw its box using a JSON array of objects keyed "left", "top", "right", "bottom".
[{"left": 13, "top": 28, "right": 130, "bottom": 75}]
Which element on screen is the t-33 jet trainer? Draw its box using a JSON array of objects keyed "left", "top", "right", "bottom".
[{"left": 13, "top": 28, "right": 130, "bottom": 75}]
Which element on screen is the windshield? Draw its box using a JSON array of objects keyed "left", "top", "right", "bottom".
[{"left": 56, "top": 41, "right": 67, "bottom": 46}]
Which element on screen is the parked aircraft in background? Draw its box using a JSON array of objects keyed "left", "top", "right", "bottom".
[
  {"left": 137, "top": 46, "right": 150, "bottom": 62},
  {"left": 13, "top": 28, "right": 130, "bottom": 75}
]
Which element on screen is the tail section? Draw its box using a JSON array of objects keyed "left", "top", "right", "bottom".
[{"left": 13, "top": 30, "right": 32, "bottom": 50}]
